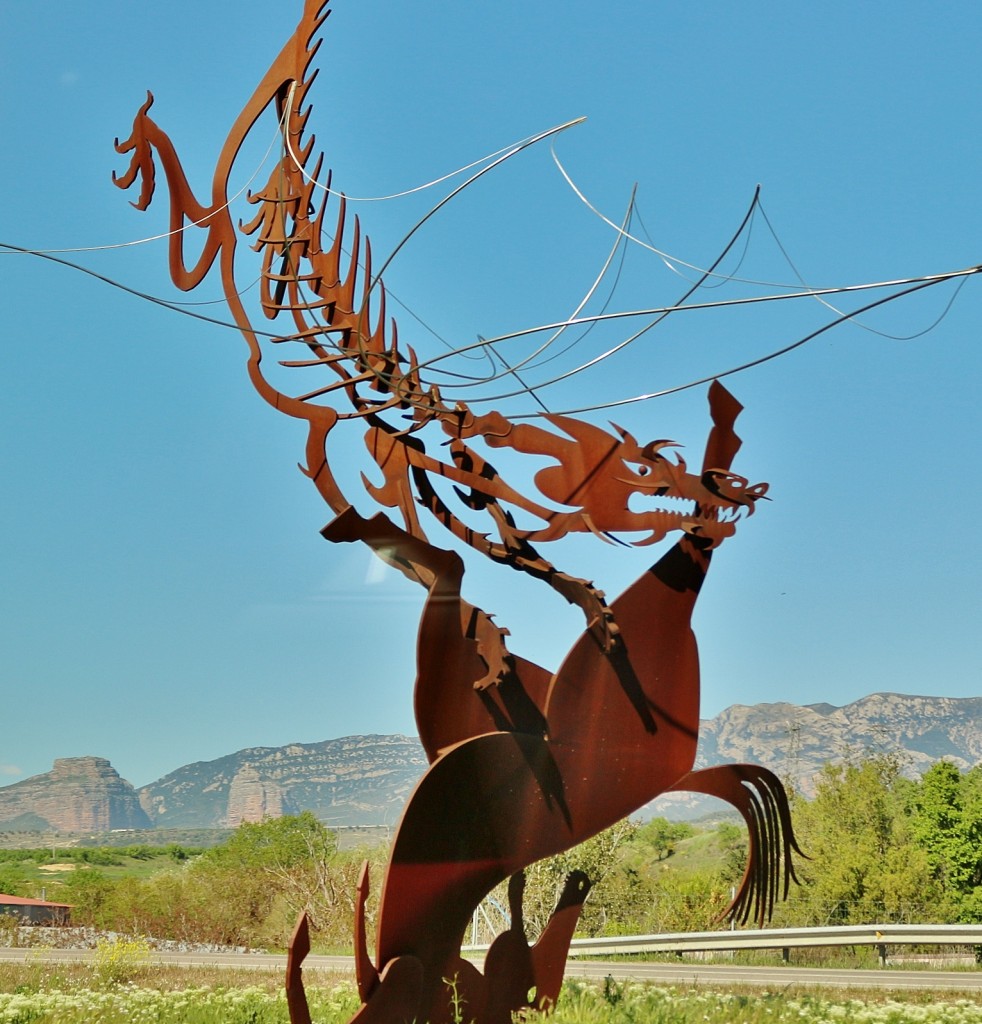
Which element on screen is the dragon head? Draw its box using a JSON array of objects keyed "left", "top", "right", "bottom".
[
  {"left": 608, "top": 421, "right": 768, "bottom": 547},
  {"left": 112, "top": 92, "right": 157, "bottom": 211},
  {"left": 439, "top": 381, "right": 767, "bottom": 549},
  {"left": 521, "top": 408, "right": 765, "bottom": 548}
]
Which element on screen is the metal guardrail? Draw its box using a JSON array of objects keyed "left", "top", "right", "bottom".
[{"left": 468, "top": 924, "right": 982, "bottom": 966}]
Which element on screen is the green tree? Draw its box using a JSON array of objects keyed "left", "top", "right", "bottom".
[
  {"left": 911, "top": 761, "right": 982, "bottom": 921},
  {"left": 785, "top": 753, "right": 936, "bottom": 925},
  {"left": 632, "top": 817, "right": 695, "bottom": 862},
  {"left": 47, "top": 816, "right": 381, "bottom": 950},
  {"left": 520, "top": 819, "right": 641, "bottom": 937},
  {"left": 201, "top": 811, "right": 337, "bottom": 872},
  {"left": 647, "top": 870, "right": 732, "bottom": 933},
  {"left": 197, "top": 812, "right": 342, "bottom": 944},
  {"left": 0, "top": 864, "right": 29, "bottom": 898},
  {"left": 713, "top": 821, "right": 750, "bottom": 888},
  {"left": 60, "top": 869, "right": 117, "bottom": 927}
]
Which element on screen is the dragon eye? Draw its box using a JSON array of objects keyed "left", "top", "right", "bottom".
[{"left": 637, "top": 465, "right": 649, "bottom": 476}]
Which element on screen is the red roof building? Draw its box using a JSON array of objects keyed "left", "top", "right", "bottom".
[{"left": 0, "top": 893, "right": 71, "bottom": 925}]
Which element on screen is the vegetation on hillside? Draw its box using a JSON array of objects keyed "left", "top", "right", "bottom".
[
  {"left": 3, "top": 756, "right": 982, "bottom": 951},
  {"left": 773, "top": 755, "right": 982, "bottom": 926}
]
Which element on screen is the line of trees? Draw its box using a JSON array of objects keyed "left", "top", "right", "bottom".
[
  {"left": 496, "top": 755, "right": 982, "bottom": 936},
  {"left": 58, "top": 812, "right": 384, "bottom": 949},
  {"left": 2, "top": 756, "right": 981, "bottom": 949},
  {"left": 777, "top": 754, "right": 982, "bottom": 926}
]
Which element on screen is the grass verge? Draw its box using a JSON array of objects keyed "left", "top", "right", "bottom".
[{"left": 3, "top": 963, "right": 982, "bottom": 1023}]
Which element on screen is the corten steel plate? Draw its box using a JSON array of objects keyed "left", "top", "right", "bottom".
[{"left": 112, "top": 2, "right": 801, "bottom": 1021}]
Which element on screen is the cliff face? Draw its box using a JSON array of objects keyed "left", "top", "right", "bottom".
[
  {"left": 224, "top": 765, "right": 297, "bottom": 827},
  {"left": 649, "top": 692, "right": 982, "bottom": 818},
  {"left": 696, "top": 693, "right": 982, "bottom": 793},
  {"left": 138, "top": 734, "right": 427, "bottom": 828},
  {"left": 0, "top": 757, "right": 151, "bottom": 832}
]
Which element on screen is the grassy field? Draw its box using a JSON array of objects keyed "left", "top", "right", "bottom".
[
  {"left": 0, "top": 828, "right": 230, "bottom": 852},
  {"left": 646, "top": 822, "right": 738, "bottom": 877},
  {"left": 0, "top": 824, "right": 391, "bottom": 854},
  {"left": 0, "top": 845, "right": 203, "bottom": 890},
  {"left": 1, "top": 961, "right": 981, "bottom": 1024}
]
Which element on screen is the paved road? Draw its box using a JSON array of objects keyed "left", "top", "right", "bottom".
[
  {"left": 2, "top": 947, "right": 981, "bottom": 992},
  {"left": 564, "top": 958, "right": 982, "bottom": 991}
]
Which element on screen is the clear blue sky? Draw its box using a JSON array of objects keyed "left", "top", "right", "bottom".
[{"left": 2, "top": 0, "right": 980, "bottom": 790}]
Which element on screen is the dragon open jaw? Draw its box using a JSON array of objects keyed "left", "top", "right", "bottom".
[
  {"left": 612, "top": 454, "right": 769, "bottom": 547},
  {"left": 614, "top": 496, "right": 760, "bottom": 548}
]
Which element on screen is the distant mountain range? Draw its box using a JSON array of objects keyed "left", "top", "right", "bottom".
[
  {"left": 653, "top": 692, "right": 982, "bottom": 818},
  {"left": 2, "top": 693, "right": 981, "bottom": 833},
  {"left": 138, "top": 734, "right": 426, "bottom": 829}
]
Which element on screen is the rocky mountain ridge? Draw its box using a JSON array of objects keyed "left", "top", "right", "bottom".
[
  {"left": 2, "top": 693, "right": 980, "bottom": 831},
  {"left": 697, "top": 693, "right": 982, "bottom": 787},
  {"left": 137, "top": 734, "right": 426, "bottom": 829},
  {"left": 648, "top": 693, "right": 982, "bottom": 818},
  {"left": 0, "top": 758, "right": 151, "bottom": 833}
]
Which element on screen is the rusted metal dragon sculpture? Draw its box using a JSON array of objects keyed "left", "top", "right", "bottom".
[{"left": 113, "top": 2, "right": 802, "bottom": 1021}]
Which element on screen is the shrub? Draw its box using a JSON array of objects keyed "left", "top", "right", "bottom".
[{"left": 93, "top": 936, "right": 151, "bottom": 987}]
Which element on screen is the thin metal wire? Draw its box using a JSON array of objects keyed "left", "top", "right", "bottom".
[
  {"left": 409, "top": 186, "right": 640, "bottom": 391},
  {"left": 510, "top": 270, "right": 980, "bottom": 420},
  {"left": 363, "top": 118, "right": 587, "bottom": 302},
  {"left": 272, "top": 181, "right": 759, "bottom": 392},
  {"left": 755, "top": 198, "right": 970, "bottom": 342},
  {"left": 282, "top": 80, "right": 584, "bottom": 204},
  {"left": 11, "top": 241, "right": 977, "bottom": 423},
  {"left": 481, "top": 335, "right": 551, "bottom": 414},
  {"left": 407, "top": 185, "right": 770, "bottom": 381},
  {"left": 269, "top": 81, "right": 498, "bottom": 376},
  {"left": 518, "top": 189, "right": 637, "bottom": 372},
  {"left": 411, "top": 185, "right": 765, "bottom": 401},
  {"left": 631, "top": 197, "right": 759, "bottom": 292},
  {"left": 412, "top": 264, "right": 982, "bottom": 369},
  {"left": 279, "top": 102, "right": 587, "bottom": 410},
  {"left": 552, "top": 148, "right": 872, "bottom": 293},
  {"left": 0, "top": 241, "right": 289, "bottom": 338},
  {"left": 323, "top": 175, "right": 775, "bottom": 416},
  {"left": 12, "top": 78, "right": 978, "bottom": 428}
]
